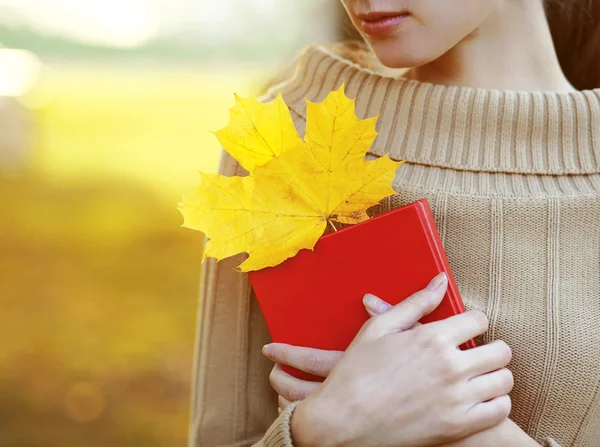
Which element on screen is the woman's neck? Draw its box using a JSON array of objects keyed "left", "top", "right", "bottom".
[{"left": 404, "top": 0, "right": 576, "bottom": 92}]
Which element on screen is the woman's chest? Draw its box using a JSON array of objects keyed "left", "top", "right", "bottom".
[{"left": 383, "top": 184, "right": 600, "bottom": 445}]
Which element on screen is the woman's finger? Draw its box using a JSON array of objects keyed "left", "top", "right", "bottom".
[
  {"left": 426, "top": 309, "right": 489, "bottom": 346},
  {"left": 467, "top": 368, "right": 514, "bottom": 403},
  {"left": 465, "top": 395, "right": 512, "bottom": 433},
  {"left": 360, "top": 272, "right": 448, "bottom": 338},
  {"left": 462, "top": 340, "right": 513, "bottom": 377},
  {"left": 263, "top": 343, "right": 343, "bottom": 377},
  {"left": 278, "top": 394, "right": 291, "bottom": 410},
  {"left": 269, "top": 363, "right": 321, "bottom": 402},
  {"left": 365, "top": 299, "right": 422, "bottom": 327},
  {"left": 363, "top": 293, "right": 393, "bottom": 315},
  {"left": 365, "top": 307, "right": 378, "bottom": 318}
]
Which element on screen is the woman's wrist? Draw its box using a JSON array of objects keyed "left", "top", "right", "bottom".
[
  {"left": 290, "top": 399, "right": 320, "bottom": 447},
  {"left": 290, "top": 397, "right": 348, "bottom": 447},
  {"left": 290, "top": 400, "right": 313, "bottom": 447}
]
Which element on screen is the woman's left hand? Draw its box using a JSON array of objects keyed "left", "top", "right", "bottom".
[
  {"left": 262, "top": 294, "right": 393, "bottom": 412},
  {"left": 264, "top": 297, "right": 539, "bottom": 447},
  {"left": 262, "top": 344, "right": 342, "bottom": 412}
]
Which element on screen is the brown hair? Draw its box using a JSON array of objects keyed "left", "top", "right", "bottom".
[
  {"left": 337, "top": 1, "right": 600, "bottom": 90},
  {"left": 546, "top": 0, "right": 600, "bottom": 90}
]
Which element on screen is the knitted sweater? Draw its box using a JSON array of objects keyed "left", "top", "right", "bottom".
[{"left": 188, "top": 42, "right": 600, "bottom": 447}]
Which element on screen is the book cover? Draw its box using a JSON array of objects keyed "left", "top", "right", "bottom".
[{"left": 249, "top": 198, "right": 476, "bottom": 382}]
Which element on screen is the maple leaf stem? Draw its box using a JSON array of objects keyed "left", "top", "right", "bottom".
[{"left": 328, "top": 219, "right": 338, "bottom": 232}]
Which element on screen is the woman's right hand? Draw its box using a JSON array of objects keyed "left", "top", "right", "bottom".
[{"left": 291, "top": 272, "right": 514, "bottom": 447}]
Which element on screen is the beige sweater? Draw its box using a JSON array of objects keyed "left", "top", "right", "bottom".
[{"left": 188, "top": 43, "right": 600, "bottom": 447}]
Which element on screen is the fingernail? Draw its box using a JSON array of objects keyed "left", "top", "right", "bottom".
[
  {"left": 262, "top": 344, "right": 274, "bottom": 358},
  {"left": 427, "top": 272, "right": 447, "bottom": 291},
  {"left": 363, "top": 293, "right": 392, "bottom": 313}
]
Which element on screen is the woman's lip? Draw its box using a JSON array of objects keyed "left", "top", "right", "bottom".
[{"left": 361, "top": 14, "right": 410, "bottom": 36}]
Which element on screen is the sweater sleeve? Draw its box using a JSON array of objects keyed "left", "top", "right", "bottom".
[
  {"left": 188, "top": 149, "right": 297, "bottom": 447},
  {"left": 252, "top": 402, "right": 301, "bottom": 447}
]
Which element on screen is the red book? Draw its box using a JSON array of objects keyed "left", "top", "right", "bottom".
[{"left": 248, "top": 199, "right": 476, "bottom": 382}]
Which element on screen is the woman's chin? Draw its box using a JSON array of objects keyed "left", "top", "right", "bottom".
[{"left": 368, "top": 41, "right": 439, "bottom": 70}]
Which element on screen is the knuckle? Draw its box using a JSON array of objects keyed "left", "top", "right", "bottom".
[
  {"left": 408, "top": 290, "right": 436, "bottom": 314},
  {"left": 268, "top": 367, "right": 278, "bottom": 388},
  {"left": 363, "top": 315, "right": 379, "bottom": 329},
  {"left": 304, "top": 352, "right": 325, "bottom": 374},
  {"left": 413, "top": 324, "right": 432, "bottom": 342},
  {"left": 416, "top": 327, "right": 434, "bottom": 348},
  {"left": 435, "top": 331, "right": 451, "bottom": 348},
  {"left": 280, "top": 345, "right": 292, "bottom": 364},
  {"left": 420, "top": 331, "right": 439, "bottom": 351},
  {"left": 405, "top": 293, "right": 428, "bottom": 312},
  {"left": 288, "top": 385, "right": 307, "bottom": 402},
  {"left": 494, "top": 395, "right": 512, "bottom": 419},
  {"left": 469, "top": 310, "right": 489, "bottom": 333},
  {"left": 444, "top": 387, "right": 464, "bottom": 408},
  {"left": 495, "top": 340, "right": 513, "bottom": 365},
  {"left": 366, "top": 314, "right": 382, "bottom": 328},
  {"left": 439, "top": 357, "right": 465, "bottom": 380},
  {"left": 425, "top": 329, "right": 450, "bottom": 351},
  {"left": 360, "top": 316, "right": 379, "bottom": 335},
  {"left": 439, "top": 413, "right": 467, "bottom": 440},
  {"left": 500, "top": 368, "right": 514, "bottom": 391},
  {"left": 360, "top": 314, "right": 389, "bottom": 338}
]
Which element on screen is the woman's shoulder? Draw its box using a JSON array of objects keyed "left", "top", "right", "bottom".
[{"left": 259, "top": 40, "right": 383, "bottom": 103}]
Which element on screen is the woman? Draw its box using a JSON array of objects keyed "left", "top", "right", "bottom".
[{"left": 189, "top": 1, "right": 600, "bottom": 446}]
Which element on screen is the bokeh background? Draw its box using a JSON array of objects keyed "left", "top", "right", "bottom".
[{"left": 0, "top": 1, "right": 345, "bottom": 445}]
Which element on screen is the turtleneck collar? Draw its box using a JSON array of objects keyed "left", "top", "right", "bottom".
[{"left": 271, "top": 42, "right": 600, "bottom": 175}]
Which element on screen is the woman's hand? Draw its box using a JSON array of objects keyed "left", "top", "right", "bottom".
[
  {"left": 289, "top": 272, "right": 514, "bottom": 447},
  {"left": 263, "top": 349, "right": 342, "bottom": 412},
  {"left": 263, "top": 295, "right": 392, "bottom": 412},
  {"left": 440, "top": 419, "right": 541, "bottom": 447}
]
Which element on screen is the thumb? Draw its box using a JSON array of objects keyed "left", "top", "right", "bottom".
[{"left": 362, "top": 272, "right": 448, "bottom": 337}]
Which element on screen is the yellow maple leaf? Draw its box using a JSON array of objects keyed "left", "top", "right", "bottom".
[
  {"left": 212, "top": 93, "right": 302, "bottom": 173},
  {"left": 179, "top": 85, "right": 404, "bottom": 272}
]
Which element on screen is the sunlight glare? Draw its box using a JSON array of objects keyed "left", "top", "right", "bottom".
[
  {"left": 2, "top": 0, "right": 160, "bottom": 48},
  {"left": 66, "top": 0, "right": 159, "bottom": 48},
  {"left": 0, "top": 49, "right": 42, "bottom": 97}
]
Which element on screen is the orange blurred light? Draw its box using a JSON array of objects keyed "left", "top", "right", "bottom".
[{"left": 64, "top": 382, "right": 107, "bottom": 423}]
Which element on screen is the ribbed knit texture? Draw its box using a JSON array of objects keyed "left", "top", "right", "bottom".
[{"left": 189, "top": 43, "right": 600, "bottom": 447}]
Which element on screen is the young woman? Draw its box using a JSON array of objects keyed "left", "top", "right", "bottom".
[{"left": 189, "top": 1, "right": 600, "bottom": 446}]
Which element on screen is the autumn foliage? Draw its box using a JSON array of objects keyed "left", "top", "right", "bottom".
[{"left": 179, "top": 86, "right": 403, "bottom": 271}]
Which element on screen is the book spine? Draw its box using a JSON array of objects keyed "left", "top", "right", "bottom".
[{"left": 417, "top": 199, "right": 477, "bottom": 350}]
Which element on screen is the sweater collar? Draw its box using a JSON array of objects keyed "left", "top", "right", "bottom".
[{"left": 273, "top": 43, "right": 600, "bottom": 175}]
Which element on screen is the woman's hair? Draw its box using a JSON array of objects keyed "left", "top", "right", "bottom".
[
  {"left": 546, "top": 0, "right": 600, "bottom": 90},
  {"left": 337, "top": 0, "right": 600, "bottom": 90}
]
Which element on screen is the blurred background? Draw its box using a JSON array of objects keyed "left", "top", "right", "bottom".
[{"left": 0, "top": 1, "right": 345, "bottom": 445}]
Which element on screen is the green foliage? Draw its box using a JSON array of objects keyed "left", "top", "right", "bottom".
[{"left": 0, "top": 25, "right": 294, "bottom": 62}]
